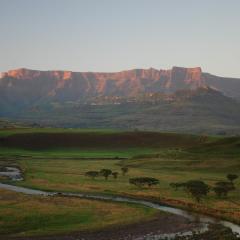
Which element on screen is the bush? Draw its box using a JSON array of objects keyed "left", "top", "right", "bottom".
[
  {"left": 85, "top": 171, "right": 99, "bottom": 179},
  {"left": 184, "top": 180, "right": 210, "bottom": 202},
  {"left": 213, "top": 181, "right": 235, "bottom": 198},
  {"left": 100, "top": 169, "right": 112, "bottom": 180},
  {"left": 121, "top": 167, "right": 128, "bottom": 176},
  {"left": 129, "top": 177, "right": 159, "bottom": 188},
  {"left": 112, "top": 172, "right": 119, "bottom": 179},
  {"left": 227, "top": 174, "right": 238, "bottom": 183}
]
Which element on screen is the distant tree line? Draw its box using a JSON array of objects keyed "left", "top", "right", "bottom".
[
  {"left": 85, "top": 167, "right": 129, "bottom": 180},
  {"left": 85, "top": 166, "right": 238, "bottom": 203},
  {"left": 85, "top": 167, "right": 160, "bottom": 188}
]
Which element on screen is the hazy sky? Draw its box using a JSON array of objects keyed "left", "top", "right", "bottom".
[{"left": 0, "top": 0, "right": 240, "bottom": 77}]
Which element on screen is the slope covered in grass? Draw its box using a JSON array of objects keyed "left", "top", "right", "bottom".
[
  {"left": 0, "top": 189, "right": 157, "bottom": 237},
  {"left": 0, "top": 128, "right": 209, "bottom": 158}
]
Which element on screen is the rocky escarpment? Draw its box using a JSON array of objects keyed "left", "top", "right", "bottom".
[
  {"left": 1, "top": 66, "right": 240, "bottom": 103},
  {"left": 0, "top": 66, "right": 207, "bottom": 106}
]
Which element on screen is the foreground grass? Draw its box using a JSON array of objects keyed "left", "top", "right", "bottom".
[{"left": 0, "top": 189, "right": 158, "bottom": 237}]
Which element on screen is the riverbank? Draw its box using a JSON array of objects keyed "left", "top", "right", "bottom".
[
  {"left": 0, "top": 166, "right": 240, "bottom": 237},
  {"left": 0, "top": 187, "right": 161, "bottom": 239},
  {"left": 4, "top": 213, "right": 199, "bottom": 240},
  {"left": 121, "top": 192, "right": 240, "bottom": 226},
  {"left": 1, "top": 183, "right": 240, "bottom": 238}
]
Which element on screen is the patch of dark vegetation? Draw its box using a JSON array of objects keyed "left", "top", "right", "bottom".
[
  {"left": 0, "top": 131, "right": 204, "bottom": 150},
  {"left": 129, "top": 177, "right": 159, "bottom": 188}
]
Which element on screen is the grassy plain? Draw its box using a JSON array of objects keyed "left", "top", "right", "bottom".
[
  {"left": 0, "top": 189, "right": 157, "bottom": 237},
  {"left": 0, "top": 128, "right": 240, "bottom": 235},
  {"left": 14, "top": 156, "right": 240, "bottom": 223}
]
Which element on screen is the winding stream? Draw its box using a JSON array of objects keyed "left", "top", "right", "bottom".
[{"left": 0, "top": 167, "right": 240, "bottom": 239}]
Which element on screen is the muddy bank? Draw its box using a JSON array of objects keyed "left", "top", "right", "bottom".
[
  {"left": 1, "top": 182, "right": 240, "bottom": 238},
  {"left": 4, "top": 213, "right": 200, "bottom": 240}
]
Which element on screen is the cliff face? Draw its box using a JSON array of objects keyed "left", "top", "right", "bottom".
[
  {"left": 0, "top": 66, "right": 240, "bottom": 112},
  {"left": 0, "top": 67, "right": 205, "bottom": 102}
]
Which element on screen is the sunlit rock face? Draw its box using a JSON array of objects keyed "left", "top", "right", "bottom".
[
  {"left": 0, "top": 66, "right": 240, "bottom": 110},
  {"left": 0, "top": 66, "right": 205, "bottom": 96}
]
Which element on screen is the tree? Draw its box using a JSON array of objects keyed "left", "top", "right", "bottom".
[
  {"left": 184, "top": 180, "right": 210, "bottom": 202},
  {"left": 213, "top": 181, "right": 235, "bottom": 198},
  {"left": 121, "top": 167, "right": 128, "bottom": 176},
  {"left": 227, "top": 174, "right": 238, "bottom": 183},
  {"left": 145, "top": 177, "right": 159, "bottom": 187},
  {"left": 129, "top": 177, "right": 159, "bottom": 188},
  {"left": 112, "top": 171, "right": 119, "bottom": 179},
  {"left": 129, "top": 177, "right": 145, "bottom": 188},
  {"left": 85, "top": 171, "right": 99, "bottom": 180},
  {"left": 100, "top": 169, "right": 112, "bottom": 180}
]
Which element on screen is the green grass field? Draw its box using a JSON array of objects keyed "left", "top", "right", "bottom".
[
  {"left": 0, "top": 128, "right": 240, "bottom": 236},
  {"left": 0, "top": 188, "right": 158, "bottom": 237},
  {"left": 14, "top": 156, "right": 239, "bottom": 223}
]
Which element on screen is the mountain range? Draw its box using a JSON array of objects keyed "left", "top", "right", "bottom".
[{"left": 1, "top": 66, "right": 240, "bottom": 134}]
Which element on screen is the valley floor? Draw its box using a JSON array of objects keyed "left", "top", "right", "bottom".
[
  {"left": 11, "top": 156, "right": 240, "bottom": 224},
  {"left": 0, "top": 128, "right": 240, "bottom": 239}
]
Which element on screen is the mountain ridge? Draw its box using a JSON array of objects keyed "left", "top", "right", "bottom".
[
  {"left": 0, "top": 66, "right": 203, "bottom": 88},
  {"left": 1, "top": 66, "right": 239, "bottom": 90},
  {"left": 1, "top": 66, "right": 240, "bottom": 102},
  {"left": 1, "top": 66, "right": 240, "bottom": 134},
  {"left": 2, "top": 66, "right": 239, "bottom": 100}
]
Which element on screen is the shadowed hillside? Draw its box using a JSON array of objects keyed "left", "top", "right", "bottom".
[{"left": 0, "top": 130, "right": 204, "bottom": 150}]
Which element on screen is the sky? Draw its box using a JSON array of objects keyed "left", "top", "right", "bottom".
[{"left": 0, "top": 0, "right": 240, "bottom": 77}]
